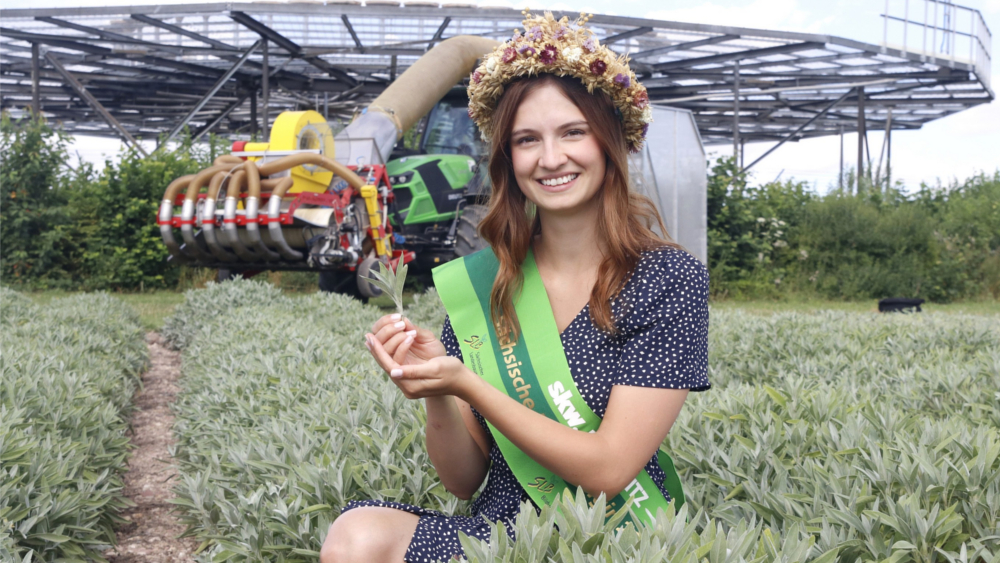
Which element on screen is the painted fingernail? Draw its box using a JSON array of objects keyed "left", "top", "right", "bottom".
[
  {"left": 406, "top": 330, "right": 417, "bottom": 337},
  {"left": 390, "top": 313, "right": 402, "bottom": 321},
  {"left": 404, "top": 335, "right": 415, "bottom": 345},
  {"left": 394, "top": 321, "right": 405, "bottom": 329},
  {"left": 364, "top": 340, "right": 371, "bottom": 350},
  {"left": 390, "top": 368, "right": 403, "bottom": 378}
]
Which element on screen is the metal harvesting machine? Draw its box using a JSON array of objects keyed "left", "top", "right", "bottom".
[{"left": 158, "top": 36, "right": 499, "bottom": 298}]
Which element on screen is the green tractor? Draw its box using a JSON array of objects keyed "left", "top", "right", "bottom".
[{"left": 317, "top": 95, "right": 492, "bottom": 294}]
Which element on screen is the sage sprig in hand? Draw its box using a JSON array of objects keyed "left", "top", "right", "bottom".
[{"left": 366, "top": 261, "right": 408, "bottom": 314}]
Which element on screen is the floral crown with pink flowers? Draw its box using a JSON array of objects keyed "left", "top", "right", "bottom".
[{"left": 467, "top": 11, "right": 652, "bottom": 153}]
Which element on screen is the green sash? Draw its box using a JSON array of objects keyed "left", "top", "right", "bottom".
[{"left": 431, "top": 247, "right": 684, "bottom": 526}]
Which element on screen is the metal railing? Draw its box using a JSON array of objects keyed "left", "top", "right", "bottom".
[{"left": 881, "top": 0, "right": 992, "bottom": 90}]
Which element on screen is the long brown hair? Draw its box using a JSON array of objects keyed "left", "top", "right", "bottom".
[{"left": 477, "top": 73, "right": 678, "bottom": 341}]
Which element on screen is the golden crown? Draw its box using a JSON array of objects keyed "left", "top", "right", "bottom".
[{"left": 467, "top": 11, "right": 652, "bottom": 153}]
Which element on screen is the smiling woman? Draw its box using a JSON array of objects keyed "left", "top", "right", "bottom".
[{"left": 321, "top": 11, "right": 710, "bottom": 563}]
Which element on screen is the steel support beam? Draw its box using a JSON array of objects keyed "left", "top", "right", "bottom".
[
  {"left": 742, "top": 88, "right": 852, "bottom": 174},
  {"left": 193, "top": 94, "right": 248, "bottom": 141},
  {"left": 31, "top": 43, "right": 40, "bottom": 114},
  {"left": 36, "top": 16, "right": 140, "bottom": 44},
  {"left": 43, "top": 51, "right": 147, "bottom": 156},
  {"left": 857, "top": 86, "right": 865, "bottom": 191},
  {"left": 655, "top": 41, "right": 825, "bottom": 70},
  {"left": 250, "top": 88, "right": 258, "bottom": 138},
  {"left": 230, "top": 11, "right": 357, "bottom": 86},
  {"left": 163, "top": 39, "right": 261, "bottom": 144},
  {"left": 341, "top": 15, "right": 363, "bottom": 51},
  {"left": 262, "top": 39, "right": 269, "bottom": 135},
  {"left": 130, "top": 14, "right": 237, "bottom": 51},
  {"left": 633, "top": 34, "right": 737, "bottom": 60},
  {"left": 733, "top": 61, "right": 740, "bottom": 165},
  {"left": 604, "top": 26, "right": 653, "bottom": 45},
  {"left": 430, "top": 17, "right": 452, "bottom": 46}
]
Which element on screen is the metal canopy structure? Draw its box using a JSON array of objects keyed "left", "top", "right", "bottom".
[{"left": 0, "top": 0, "right": 993, "bottom": 152}]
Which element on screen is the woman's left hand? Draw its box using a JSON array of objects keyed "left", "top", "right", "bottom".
[{"left": 365, "top": 332, "right": 473, "bottom": 400}]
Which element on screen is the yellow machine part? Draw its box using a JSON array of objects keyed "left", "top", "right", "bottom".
[
  {"left": 360, "top": 184, "right": 392, "bottom": 258},
  {"left": 243, "top": 110, "right": 336, "bottom": 194}
]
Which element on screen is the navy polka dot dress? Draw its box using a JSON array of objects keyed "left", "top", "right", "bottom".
[{"left": 342, "top": 247, "right": 710, "bottom": 562}]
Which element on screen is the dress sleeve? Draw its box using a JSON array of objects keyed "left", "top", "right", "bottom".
[
  {"left": 441, "top": 315, "right": 464, "bottom": 361},
  {"left": 613, "top": 249, "right": 710, "bottom": 391}
]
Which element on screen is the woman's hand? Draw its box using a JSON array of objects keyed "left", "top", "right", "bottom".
[
  {"left": 369, "top": 313, "right": 446, "bottom": 366},
  {"left": 365, "top": 331, "right": 473, "bottom": 400}
]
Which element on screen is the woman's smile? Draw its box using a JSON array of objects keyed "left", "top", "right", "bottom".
[{"left": 536, "top": 173, "right": 581, "bottom": 192}]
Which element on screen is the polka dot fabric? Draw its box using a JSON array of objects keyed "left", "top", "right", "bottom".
[{"left": 342, "top": 246, "right": 710, "bottom": 562}]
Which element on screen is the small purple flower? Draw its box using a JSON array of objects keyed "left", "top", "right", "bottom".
[
  {"left": 512, "top": 29, "right": 522, "bottom": 41},
  {"left": 539, "top": 44, "right": 558, "bottom": 64},
  {"left": 527, "top": 26, "right": 543, "bottom": 41},
  {"left": 614, "top": 73, "right": 631, "bottom": 88},
  {"left": 518, "top": 44, "right": 536, "bottom": 57},
  {"left": 502, "top": 46, "right": 517, "bottom": 64},
  {"left": 641, "top": 123, "right": 650, "bottom": 136},
  {"left": 472, "top": 71, "right": 482, "bottom": 84},
  {"left": 589, "top": 59, "right": 607, "bottom": 76},
  {"left": 554, "top": 25, "right": 569, "bottom": 40},
  {"left": 582, "top": 36, "right": 598, "bottom": 53}
]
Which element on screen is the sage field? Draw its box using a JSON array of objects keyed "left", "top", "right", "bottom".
[
  {"left": 155, "top": 280, "right": 1000, "bottom": 563},
  {"left": 2, "top": 282, "right": 998, "bottom": 563},
  {"left": 1, "top": 288, "right": 147, "bottom": 562}
]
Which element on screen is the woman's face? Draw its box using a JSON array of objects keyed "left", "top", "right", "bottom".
[{"left": 509, "top": 83, "right": 606, "bottom": 216}]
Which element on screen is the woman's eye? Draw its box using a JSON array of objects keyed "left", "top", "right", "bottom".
[
  {"left": 566, "top": 129, "right": 585, "bottom": 137},
  {"left": 515, "top": 136, "right": 536, "bottom": 145}
]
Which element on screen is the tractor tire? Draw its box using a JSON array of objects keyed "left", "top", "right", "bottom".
[
  {"left": 319, "top": 270, "right": 369, "bottom": 304},
  {"left": 357, "top": 257, "right": 384, "bottom": 299},
  {"left": 455, "top": 204, "right": 489, "bottom": 257}
]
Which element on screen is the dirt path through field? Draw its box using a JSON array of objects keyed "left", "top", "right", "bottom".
[{"left": 104, "top": 332, "right": 198, "bottom": 562}]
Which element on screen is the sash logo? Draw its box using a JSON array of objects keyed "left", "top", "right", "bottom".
[
  {"left": 463, "top": 335, "right": 484, "bottom": 350},
  {"left": 546, "top": 381, "right": 586, "bottom": 428}
]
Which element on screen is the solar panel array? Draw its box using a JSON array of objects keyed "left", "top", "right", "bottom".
[{"left": 0, "top": 1, "right": 992, "bottom": 146}]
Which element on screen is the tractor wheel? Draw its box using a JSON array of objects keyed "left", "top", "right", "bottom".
[
  {"left": 455, "top": 204, "right": 489, "bottom": 257},
  {"left": 357, "top": 257, "right": 384, "bottom": 299},
  {"left": 319, "top": 270, "right": 369, "bottom": 304}
]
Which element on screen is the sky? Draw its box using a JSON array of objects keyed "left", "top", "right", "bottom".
[{"left": 6, "top": 0, "right": 999, "bottom": 192}]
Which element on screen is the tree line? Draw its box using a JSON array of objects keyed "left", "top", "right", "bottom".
[{"left": 2, "top": 113, "right": 997, "bottom": 301}]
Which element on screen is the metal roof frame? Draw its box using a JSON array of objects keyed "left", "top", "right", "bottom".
[{"left": 0, "top": 1, "right": 992, "bottom": 149}]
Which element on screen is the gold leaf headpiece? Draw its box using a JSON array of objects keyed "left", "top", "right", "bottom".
[{"left": 467, "top": 11, "right": 652, "bottom": 153}]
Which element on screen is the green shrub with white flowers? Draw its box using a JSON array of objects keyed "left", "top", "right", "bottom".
[{"left": 164, "top": 280, "right": 1000, "bottom": 562}]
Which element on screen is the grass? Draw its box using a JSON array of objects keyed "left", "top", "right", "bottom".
[
  {"left": 26, "top": 290, "right": 186, "bottom": 331},
  {"left": 24, "top": 289, "right": 999, "bottom": 331}
]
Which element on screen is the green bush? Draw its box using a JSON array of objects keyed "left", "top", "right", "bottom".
[
  {"left": 0, "top": 112, "right": 224, "bottom": 291},
  {"left": 0, "top": 113, "right": 77, "bottom": 289},
  {"left": 68, "top": 136, "right": 221, "bottom": 291},
  {"left": 0, "top": 288, "right": 147, "bottom": 562},
  {"left": 707, "top": 157, "right": 1000, "bottom": 302},
  {"left": 165, "top": 282, "right": 999, "bottom": 562}
]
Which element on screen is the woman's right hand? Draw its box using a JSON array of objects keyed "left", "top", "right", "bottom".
[{"left": 369, "top": 313, "right": 446, "bottom": 365}]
